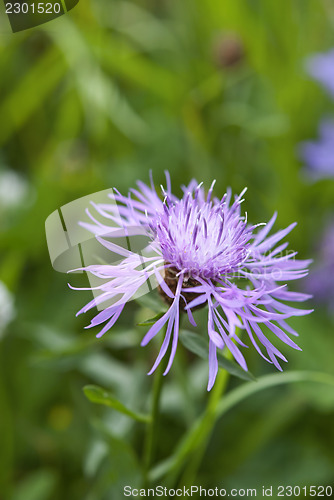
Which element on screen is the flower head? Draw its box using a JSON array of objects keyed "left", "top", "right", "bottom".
[
  {"left": 305, "top": 221, "right": 334, "bottom": 315},
  {"left": 299, "top": 49, "right": 334, "bottom": 179},
  {"left": 306, "top": 49, "right": 334, "bottom": 98},
  {"left": 299, "top": 119, "right": 334, "bottom": 179},
  {"left": 71, "top": 174, "right": 312, "bottom": 390}
]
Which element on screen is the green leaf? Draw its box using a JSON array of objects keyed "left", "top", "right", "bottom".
[
  {"left": 90, "top": 432, "right": 143, "bottom": 498},
  {"left": 12, "top": 470, "right": 57, "bottom": 500},
  {"left": 179, "top": 330, "right": 256, "bottom": 382},
  {"left": 0, "top": 47, "right": 66, "bottom": 144},
  {"left": 217, "top": 352, "right": 256, "bottom": 382},
  {"left": 150, "top": 371, "right": 334, "bottom": 483},
  {"left": 137, "top": 311, "right": 165, "bottom": 326},
  {"left": 83, "top": 385, "right": 151, "bottom": 423},
  {"left": 215, "top": 371, "right": 334, "bottom": 420},
  {"left": 84, "top": 439, "right": 108, "bottom": 479},
  {"left": 134, "top": 293, "right": 166, "bottom": 313}
]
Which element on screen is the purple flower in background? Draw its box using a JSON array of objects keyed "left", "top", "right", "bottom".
[
  {"left": 306, "top": 49, "right": 334, "bottom": 97},
  {"left": 305, "top": 222, "right": 334, "bottom": 314},
  {"left": 299, "top": 119, "right": 334, "bottom": 179},
  {"left": 299, "top": 49, "right": 334, "bottom": 178},
  {"left": 71, "top": 174, "right": 312, "bottom": 390}
]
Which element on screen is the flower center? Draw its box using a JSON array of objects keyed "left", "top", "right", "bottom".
[
  {"left": 158, "top": 265, "right": 205, "bottom": 312},
  {"left": 151, "top": 195, "right": 251, "bottom": 281}
]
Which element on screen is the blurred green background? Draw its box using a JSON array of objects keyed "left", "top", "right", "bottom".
[{"left": 1, "top": 0, "right": 334, "bottom": 499}]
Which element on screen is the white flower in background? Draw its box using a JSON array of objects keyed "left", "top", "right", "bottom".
[
  {"left": 0, "top": 169, "right": 29, "bottom": 208},
  {"left": 0, "top": 281, "right": 15, "bottom": 338}
]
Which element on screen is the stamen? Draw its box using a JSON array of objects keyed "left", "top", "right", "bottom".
[
  {"left": 149, "top": 170, "right": 155, "bottom": 192},
  {"left": 207, "top": 179, "right": 216, "bottom": 202},
  {"left": 192, "top": 220, "right": 199, "bottom": 244},
  {"left": 237, "top": 187, "right": 248, "bottom": 202},
  {"left": 164, "top": 170, "right": 171, "bottom": 194},
  {"left": 194, "top": 182, "right": 204, "bottom": 202},
  {"left": 185, "top": 206, "right": 192, "bottom": 227},
  {"left": 203, "top": 218, "right": 208, "bottom": 239},
  {"left": 217, "top": 214, "right": 225, "bottom": 244}
]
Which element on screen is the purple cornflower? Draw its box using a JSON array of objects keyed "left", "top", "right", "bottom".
[
  {"left": 306, "top": 49, "right": 334, "bottom": 98},
  {"left": 305, "top": 221, "right": 334, "bottom": 315},
  {"left": 71, "top": 174, "right": 312, "bottom": 390},
  {"left": 299, "top": 119, "right": 334, "bottom": 179},
  {"left": 299, "top": 49, "right": 334, "bottom": 178}
]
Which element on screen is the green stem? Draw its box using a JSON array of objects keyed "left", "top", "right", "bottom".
[
  {"left": 0, "top": 344, "right": 14, "bottom": 497},
  {"left": 178, "top": 362, "right": 231, "bottom": 487},
  {"left": 142, "top": 348, "right": 167, "bottom": 487},
  {"left": 173, "top": 348, "right": 196, "bottom": 425},
  {"left": 150, "top": 370, "right": 334, "bottom": 484},
  {"left": 157, "top": 353, "right": 233, "bottom": 489}
]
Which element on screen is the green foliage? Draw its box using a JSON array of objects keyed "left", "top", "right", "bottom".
[
  {"left": 83, "top": 384, "right": 151, "bottom": 423},
  {"left": 1, "top": 0, "right": 334, "bottom": 498},
  {"left": 179, "top": 329, "right": 256, "bottom": 381},
  {"left": 137, "top": 311, "right": 165, "bottom": 327}
]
